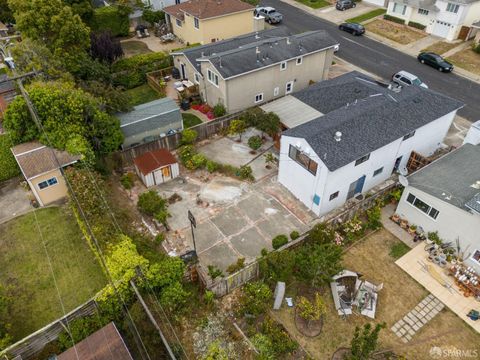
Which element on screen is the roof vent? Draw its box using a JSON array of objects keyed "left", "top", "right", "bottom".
[
  {"left": 286, "top": 38, "right": 291, "bottom": 45},
  {"left": 334, "top": 131, "right": 342, "bottom": 142},
  {"left": 471, "top": 180, "right": 480, "bottom": 189},
  {"left": 256, "top": 46, "right": 260, "bottom": 54},
  {"left": 255, "top": 32, "right": 260, "bottom": 39}
]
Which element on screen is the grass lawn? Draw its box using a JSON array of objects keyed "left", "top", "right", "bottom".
[
  {"left": 272, "top": 229, "right": 480, "bottom": 359},
  {"left": 366, "top": 19, "right": 426, "bottom": 45},
  {"left": 182, "top": 112, "right": 203, "bottom": 128},
  {"left": 0, "top": 207, "right": 106, "bottom": 340},
  {"left": 422, "top": 41, "right": 460, "bottom": 55},
  {"left": 347, "top": 9, "right": 386, "bottom": 23},
  {"left": 121, "top": 40, "right": 152, "bottom": 57},
  {"left": 125, "top": 84, "right": 163, "bottom": 107},
  {"left": 447, "top": 49, "right": 480, "bottom": 76},
  {"left": 294, "top": 0, "right": 331, "bottom": 9}
]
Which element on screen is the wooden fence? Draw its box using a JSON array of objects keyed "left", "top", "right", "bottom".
[
  {"left": 1, "top": 299, "right": 98, "bottom": 360},
  {"left": 146, "top": 67, "right": 172, "bottom": 95},
  {"left": 199, "top": 180, "right": 399, "bottom": 297},
  {"left": 117, "top": 111, "right": 242, "bottom": 166}
]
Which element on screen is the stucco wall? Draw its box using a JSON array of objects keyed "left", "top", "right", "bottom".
[
  {"left": 396, "top": 187, "right": 480, "bottom": 272},
  {"left": 29, "top": 169, "right": 68, "bottom": 206}
]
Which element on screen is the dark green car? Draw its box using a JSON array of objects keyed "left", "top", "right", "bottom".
[{"left": 417, "top": 52, "right": 453, "bottom": 72}]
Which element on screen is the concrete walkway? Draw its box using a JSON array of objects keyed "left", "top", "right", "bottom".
[{"left": 381, "top": 203, "right": 417, "bottom": 248}]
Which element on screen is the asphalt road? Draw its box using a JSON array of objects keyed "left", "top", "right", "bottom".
[{"left": 263, "top": 0, "right": 480, "bottom": 122}]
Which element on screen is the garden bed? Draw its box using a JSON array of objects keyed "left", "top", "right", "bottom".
[
  {"left": 182, "top": 113, "right": 203, "bottom": 128},
  {"left": 294, "top": 0, "right": 331, "bottom": 8},
  {"left": 121, "top": 40, "right": 152, "bottom": 57},
  {"left": 125, "top": 84, "right": 163, "bottom": 106},
  {"left": 422, "top": 41, "right": 460, "bottom": 55},
  {"left": 365, "top": 19, "right": 426, "bottom": 45},
  {"left": 347, "top": 9, "right": 386, "bottom": 24}
]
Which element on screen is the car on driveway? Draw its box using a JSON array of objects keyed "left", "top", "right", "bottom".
[
  {"left": 336, "top": 0, "right": 356, "bottom": 10},
  {"left": 339, "top": 22, "right": 365, "bottom": 35},
  {"left": 392, "top": 71, "right": 428, "bottom": 88},
  {"left": 417, "top": 52, "right": 453, "bottom": 72},
  {"left": 254, "top": 7, "right": 283, "bottom": 24}
]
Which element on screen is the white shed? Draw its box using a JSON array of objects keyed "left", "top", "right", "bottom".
[{"left": 134, "top": 148, "right": 179, "bottom": 187}]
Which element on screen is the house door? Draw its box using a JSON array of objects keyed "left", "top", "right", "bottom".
[
  {"left": 347, "top": 175, "right": 366, "bottom": 200},
  {"left": 392, "top": 156, "right": 402, "bottom": 174},
  {"left": 180, "top": 63, "right": 186, "bottom": 79},
  {"left": 161, "top": 166, "right": 171, "bottom": 180}
]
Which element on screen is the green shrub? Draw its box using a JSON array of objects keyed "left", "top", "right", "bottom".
[
  {"left": 120, "top": 172, "right": 135, "bottom": 189},
  {"left": 251, "top": 334, "right": 275, "bottom": 359},
  {"left": 238, "top": 165, "right": 254, "bottom": 181},
  {"left": 170, "top": 43, "right": 201, "bottom": 52},
  {"left": 203, "top": 290, "right": 215, "bottom": 306},
  {"left": 272, "top": 235, "right": 288, "bottom": 250},
  {"left": 213, "top": 103, "right": 226, "bottom": 117},
  {"left": 207, "top": 265, "right": 223, "bottom": 280},
  {"left": 142, "top": 9, "right": 165, "bottom": 25},
  {"left": 91, "top": 6, "right": 130, "bottom": 37},
  {"left": 226, "top": 257, "right": 245, "bottom": 274},
  {"left": 261, "top": 317, "right": 298, "bottom": 355},
  {"left": 247, "top": 135, "right": 262, "bottom": 150},
  {"left": 366, "top": 205, "right": 382, "bottom": 230},
  {"left": 180, "top": 128, "right": 198, "bottom": 145},
  {"left": 427, "top": 231, "right": 441, "bottom": 244},
  {"left": 155, "top": 233, "right": 165, "bottom": 244},
  {"left": 111, "top": 52, "right": 172, "bottom": 88},
  {"left": 383, "top": 14, "right": 405, "bottom": 24},
  {"left": 240, "top": 281, "right": 272, "bottom": 316},
  {"left": 408, "top": 21, "right": 426, "bottom": 30},
  {"left": 0, "top": 134, "right": 20, "bottom": 182},
  {"left": 206, "top": 160, "right": 218, "bottom": 173},
  {"left": 190, "top": 153, "right": 207, "bottom": 169},
  {"left": 389, "top": 242, "right": 410, "bottom": 259},
  {"left": 290, "top": 231, "right": 300, "bottom": 240},
  {"left": 178, "top": 145, "right": 196, "bottom": 165},
  {"left": 58, "top": 316, "right": 106, "bottom": 351},
  {"left": 473, "top": 43, "right": 480, "bottom": 54}
]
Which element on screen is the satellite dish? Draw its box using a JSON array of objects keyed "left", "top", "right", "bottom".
[
  {"left": 399, "top": 167, "right": 408, "bottom": 176},
  {"left": 399, "top": 175, "right": 409, "bottom": 187}
]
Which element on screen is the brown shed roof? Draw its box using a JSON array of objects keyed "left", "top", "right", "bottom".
[
  {"left": 57, "top": 322, "right": 133, "bottom": 360},
  {"left": 164, "top": 0, "right": 253, "bottom": 20},
  {"left": 11, "top": 141, "right": 80, "bottom": 180},
  {"left": 134, "top": 148, "right": 177, "bottom": 175}
]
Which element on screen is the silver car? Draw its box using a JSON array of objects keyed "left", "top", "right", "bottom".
[{"left": 392, "top": 70, "right": 428, "bottom": 88}]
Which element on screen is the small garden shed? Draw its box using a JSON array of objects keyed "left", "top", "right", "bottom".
[{"left": 134, "top": 148, "right": 179, "bottom": 187}]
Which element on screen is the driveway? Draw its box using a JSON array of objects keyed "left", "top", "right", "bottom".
[
  {"left": 0, "top": 178, "right": 32, "bottom": 223},
  {"left": 315, "top": 3, "right": 381, "bottom": 24}
]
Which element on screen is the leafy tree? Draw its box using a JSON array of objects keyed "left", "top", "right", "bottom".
[
  {"left": 228, "top": 119, "right": 247, "bottom": 141},
  {"left": 251, "top": 334, "right": 275, "bottom": 360},
  {"left": 240, "top": 281, "right": 272, "bottom": 316},
  {"left": 248, "top": 135, "right": 262, "bottom": 150},
  {"left": 120, "top": 172, "right": 135, "bottom": 190},
  {"left": 90, "top": 31, "right": 124, "bottom": 64},
  {"left": 202, "top": 341, "right": 229, "bottom": 360},
  {"left": 57, "top": 315, "right": 106, "bottom": 351},
  {"left": 264, "top": 152, "right": 276, "bottom": 168},
  {"left": 159, "top": 282, "right": 189, "bottom": 313},
  {"left": 0, "top": 0, "right": 14, "bottom": 23},
  {"left": 180, "top": 128, "right": 198, "bottom": 145},
  {"left": 240, "top": 107, "right": 264, "bottom": 127},
  {"left": 213, "top": 103, "right": 226, "bottom": 118},
  {"left": 79, "top": 81, "right": 132, "bottom": 114},
  {"left": 297, "top": 293, "right": 326, "bottom": 329},
  {"left": 272, "top": 234, "right": 288, "bottom": 250},
  {"left": 308, "top": 222, "right": 336, "bottom": 244},
  {"left": 137, "top": 190, "right": 168, "bottom": 217},
  {"left": 257, "top": 112, "right": 280, "bottom": 138},
  {"left": 142, "top": 8, "right": 165, "bottom": 25},
  {"left": 259, "top": 250, "right": 295, "bottom": 284},
  {"left": 366, "top": 205, "right": 382, "bottom": 230},
  {"left": 64, "top": 0, "right": 94, "bottom": 23},
  {"left": 261, "top": 317, "right": 298, "bottom": 355},
  {"left": 346, "top": 323, "right": 385, "bottom": 360}
]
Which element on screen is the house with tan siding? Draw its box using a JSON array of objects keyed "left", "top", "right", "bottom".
[
  {"left": 11, "top": 142, "right": 80, "bottom": 207},
  {"left": 171, "top": 27, "right": 338, "bottom": 113},
  {"left": 164, "top": 0, "right": 255, "bottom": 45}
]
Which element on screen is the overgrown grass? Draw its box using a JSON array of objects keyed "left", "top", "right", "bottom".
[
  {"left": 0, "top": 207, "right": 106, "bottom": 340},
  {"left": 294, "top": 0, "right": 330, "bottom": 9},
  {"left": 182, "top": 113, "right": 203, "bottom": 128},
  {"left": 121, "top": 40, "right": 152, "bottom": 57},
  {"left": 389, "top": 241, "right": 411, "bottom": 259},
  {"left": 422, "top": 41, "right": 459, "bottom": 55},
  {"left": 447, "top": 49, "right": 480, "bottom": 76},
  {"left": 0, "top": 134, "right": 20, "bottom": 182},
  {"left": 347, "top": 9, "right": 386, "bottom": 23},
  {"left": 125, "top": 84, "right": 163, "bottom": 106}
]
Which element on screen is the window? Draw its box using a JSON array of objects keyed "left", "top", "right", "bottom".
[
  {"left": 296, "top": 57, "right": 302, "bottom": 65},
  {"left": 288, "top": 145, "right": 318, "bottom": 175},
  {"left": 373, "top": 167, "right": 383, "bottom": 177},
  {"left": 471, "top": 250, "right": 480, "bottom": 264},
  {"left": 37, "top": 177, "right": 58, "bottom": 190},
  {"left": 392, "top": 3, "right": 406, "bottom": 15},
  {"left": 207, "top": 69, "right": 219, "bottom": 87},
  {"left": 329, "top": 191, "right": 339, "bottom": 201},
  {"left": 254, "top": 93, "right": 264, "bottom": 103},
  {"left": 274, "top": 87, "right": 279, "bottom": 96},
  {"left": 354, "top": 153, "right": 370, "bottom": 166},
  {"left": 176, "top": 18, "right": 182, "bottom": 27},
  {"left": 446, "top": 3, "right": 459, "bottom": 13},
  {"left": 194, "top": 17, "right": 199, "bottom": 29},
  {"left": 286, "top": 81, "right": 294, "bottom": 94},
  {"left": 405, "top": 193, "right": 440, "bottom": 219},
  {"left": 418, "top": 8, "right": 429, "bottom": 15},
  {"left": 403, "top": 131, "right": 415, "bottom": 140},
  {"left": 280, "top": 61, "right": 287, "bottom": 71},
  {"left": 194, "top": 72, "right": 200, "bottom": 84}
]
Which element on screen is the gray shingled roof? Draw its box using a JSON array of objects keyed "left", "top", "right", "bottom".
[
  {"left": 284, "top": 71, "right": 464, "bottom": 171},
  {"left": 178, "top": 27, "right": 338, "bottom": 78},
  {"left": 407, "top": 144, "right": 480, "bottom": 212}
]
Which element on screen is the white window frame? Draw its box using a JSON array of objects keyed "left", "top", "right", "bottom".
[
  {"left": 285, "top": 81, "right": 294, "bottom": 94},
  {"left": 280, "top": 61, "right": 287, "bottom": 71},
  {"left": 418, "top": 8, "right": 429, "bottom": 15},
  {"left": 393, "top": 3, "right": 406, "bottom": 15},
  {"left": 254, "top": 93, "right": 264, "bottom": 103},
  {"left": 446, "top": 2, "right": 459, "bottom": 13},
  {"left": 176, "top": 18, "right": 182, "bottom": 27},
  {"left": 406, "top": 193, "right": 440, "bottom": 220},
  {"left": 194, "top": 17, "right": 200, "bottom": 29},
  {"left": 194, "top": 72, "right": 200, "bottom": 84},
  {"left": 296, "top": 57, "right": 303, "bottom": 65},
  {"left": 273, "top": 87, "right": 279, "bottom": 96},
  {"left": 207, "top": 69, "right": 219, "bottom": 87},
  {"left": 373, "top": 167, "right": 384, "bottom": 177},
  {"left": 471, "top": 249, "right": 480, "bottom": 265},
  {"left": 37, "top": 176, "right": 58, "bottom": 191}
]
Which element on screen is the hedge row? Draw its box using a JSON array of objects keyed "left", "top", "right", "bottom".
[
  {"left": 384, "top": 14, "right": 405, "bottom": 24},
  {"left": 408, "top": 21, "right": 426, "bottom": 30},
  {"left": 111, "top": 52, "right": 173, "bottom": 89},
  {"left": 90, "top": 6, "right": 130, "bottom": 37},
  {"left": 0, "top": 134, "right": 20, "bottom": 182}
]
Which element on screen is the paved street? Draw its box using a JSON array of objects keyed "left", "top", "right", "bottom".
[{"left": 263, "top": 0, "right": 480, "bottom": 122}]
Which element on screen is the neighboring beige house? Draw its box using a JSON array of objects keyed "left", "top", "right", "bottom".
[
  {"left": 171, "top": 27, "right": 338, "bottom": 113},
  {"left": 11, "top": 142, "right": 80, "bottom": 206},
  {"left": 164, "top": 0, "right": 255, "bottom": 45},
  {"left": 386, "top": 0, "right": 480, "bottom": 41}
]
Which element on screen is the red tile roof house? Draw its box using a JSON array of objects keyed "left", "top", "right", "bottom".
[{"left": 134, "top": 148, "right": 179, "bottom": 187}]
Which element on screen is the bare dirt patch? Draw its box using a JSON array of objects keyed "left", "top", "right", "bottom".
[
  {"left": 366, "top": 19, "right": 426, "bottom": 45},
  {"left": 422, "top": 41, "right": 460, "bottom": 55},
  {"left": 448, "top": 49, "right": 480, "bottom": 76}
]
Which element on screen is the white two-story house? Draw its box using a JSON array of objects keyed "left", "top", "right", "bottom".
[{"left": 274, "top": 71, "right": 464, "bottom": 217}]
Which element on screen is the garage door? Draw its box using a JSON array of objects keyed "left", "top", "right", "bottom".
[
  {"left": 433, "top": 21, "right": 451, "bottom": 38},
  {"left": 363, "top": 0, "right": 386, "bottom": 7}
]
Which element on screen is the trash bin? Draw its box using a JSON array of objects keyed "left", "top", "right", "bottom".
[{"left": 181, "top": 98, "right": 190, "bottom": 110}]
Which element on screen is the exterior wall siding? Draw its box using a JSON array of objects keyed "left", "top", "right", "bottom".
[
  {"left": 30, "top": 169, "right": 68, "bottom": 206},
  {"left": 136, "top": 163, "right": 180, "bottom": 187},
  {"left": 396, "top": 187, "right": 480, "bottom": 272}
]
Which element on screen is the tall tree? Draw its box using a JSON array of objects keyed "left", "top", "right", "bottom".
[
  {"left": 0, "top": 0, "right": 14, "bottom": 23},
  {"left": 346, "top": 323, "right": 385, "bottom": 360},
  {"left": 90, "top": 31, "right": 124, "bottom": 64},
  {"left": 64, "top": 0, "right": 93, "bottom": 23}
]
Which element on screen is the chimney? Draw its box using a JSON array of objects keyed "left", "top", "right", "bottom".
[
  {"left": 253, "top": 14, "right": 265, "bottom": 32},
  {"left": 334, "top": 131, "right": 342, "bottom": 142}
]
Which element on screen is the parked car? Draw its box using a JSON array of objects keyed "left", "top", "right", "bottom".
[
  {"left": 392, "top": 70, "right": 428, "bottom": 88},
  {"left": 336, "top": 0, "right": 356, "bottom": 10},
  {"left": 254, "top": 6, "right": 283, "bottom": 24},
  {"left": 338, "top": 22, "right": 365, "bottom": 36},
  {"left": 417, "top": 52, "right": 454, "bottom": 72}
]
